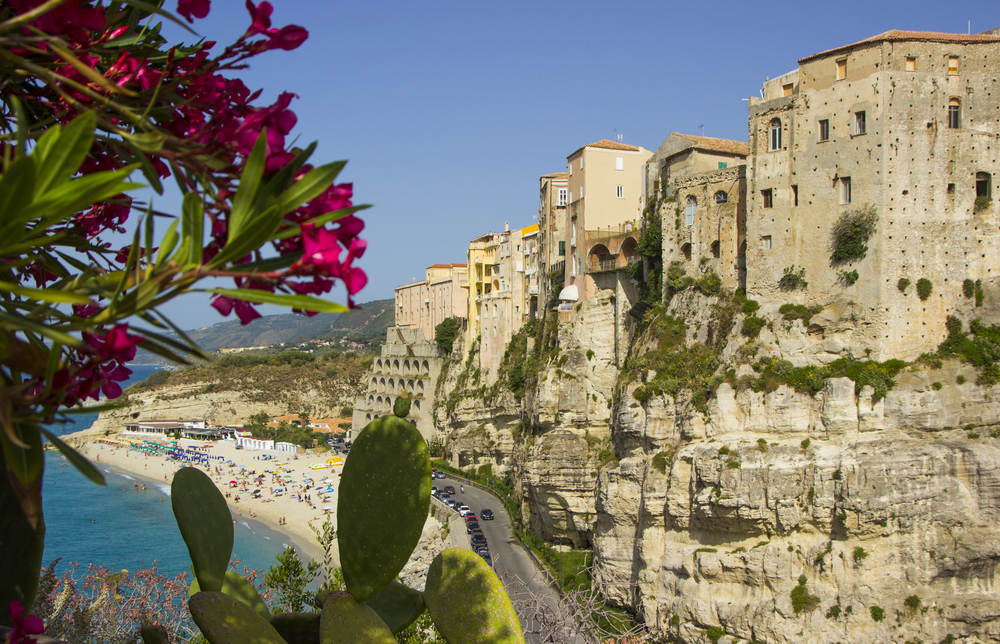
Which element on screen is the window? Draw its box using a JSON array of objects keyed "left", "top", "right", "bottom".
[
  {"left": 579, "top": 158, "right": 583, "bottom": 170},
  {"left": 770, "top": 118, "right": 782, "bottom": 151},
  {"left": 762, "top": 235, "right": 772, "bottom": 250},
  {"left": 615, "top": 156, "right": 624, "bottom": 170},
  {"left": 761, "top": 189, "right": 773, "bottom": 208},
  {"left": 836, "top": 58, "right": 847, "bottom": 80},
  {"left": 948, "top": 56, "right": 959, "bottom": 75},
  {"left": 855, "top": 111, "right": 866, "bottom": 135},
  {"left": 782, "top": 83, "right": 794, "bottom": 97},
  {"left": 558, "top": 188, "right": 567, "bottom": 206},
  {"left": 569, "top": 190, "right": 573, "bottom": 202},
  {"left": 947, "top": 183, "right": 956, "bottom": 195},
  {"left": 905, "top": 56, "right": 917, "bottom": 71},
  {"left": 558, "top": 241, "right": 565, "bottom": 256},
  {"left": 685, "top": 196, "right": 697, "bottom": 225},
  {"left": 839, "top": 177, "right": 852, "bottom": 204},
  {"left": 568, "top": 163, "right": 572, "bottom": 176},
  {"left": 948, "top": 98, "right": 960, "bottom": 129},
  {"left": 616, "top": 185, "right": 624, "bottom": 199},
  {"left": 792, "top": 185, "right": 799, "bottom": 206},
  {"left": 681, "top": 243, "right": 692, "bottom": 261},
  {"left": 718, "top": 162, "right": 728, "bottom": 169},
  {"left": 715, "top": 190, "right": 728, "bottom": 204},
  {"left": 580, "top": 185, "right": 584, "bottom": 199},
  {"left": 819, "top": 119, "right": 830, "bottom": 141},
  {"left": 710, "top": 240, "right": 721, "bottom": 259},
  {"left": 977, "top": 171, "right": 991, "bottom": 199}
]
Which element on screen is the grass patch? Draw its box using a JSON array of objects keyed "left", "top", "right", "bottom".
[
  {"left": 917, "top": 278, "right": 933, "bottom": 301},
  {"left": 750, "top": 356, "right": 906, "bottom": 400},
  {"left": 779, "top": 265, "right": 808, "bottom": 290},
  {"left": 938, "top": 316, "right": 1000, "bottom": 385},
  {"left": 779, "top": 303, "right": 823, "bottom": 326}
]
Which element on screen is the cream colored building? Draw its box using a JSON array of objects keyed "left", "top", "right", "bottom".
[
  {"left": 394, "top": 263, "right": 467, "bottom": 342},
  {"left": 747, "top": 29, "right": 1000, "bottom": 360},
  {"left": 563, "top": 140, "right": 652, "bottom": 302},
  {"left": 538, "top": 173, "right": 568, "bottom": 309}
]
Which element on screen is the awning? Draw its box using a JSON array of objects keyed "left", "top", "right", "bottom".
[{"left": 557, "top": 285, "right": 578, "bottom": 301}]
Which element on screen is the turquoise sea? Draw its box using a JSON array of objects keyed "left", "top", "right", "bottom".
[{"left": 42, "top": 365, "right": 304, "bottom": 580}]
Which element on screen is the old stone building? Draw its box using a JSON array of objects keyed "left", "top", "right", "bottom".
[
  {"left": 747, "top": 29, "right": 1000, "bottom": 360},
  {"left": 394, "top": 263, "right": 467, "bottom": 342},
  {"left": 645, "top": 133, "right": 749, "bottom": 290}
]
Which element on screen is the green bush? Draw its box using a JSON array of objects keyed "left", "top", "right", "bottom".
[
  {"left": 830, "top": 204, "right": 878, "bottom": 262},
  {"left": 779, "top": 303, "right": 823, "bottom": 326},
  {"left": 870, "top": 605, "right": 885, "bottom": 622},
  {"left": 976, "top": 279, "right": 985, "bottom": 307},
  {"left": 757, "top": 438, "right": 769, "bottom": 453},
  {"left": 853, "top": 546, "right": 868, "bottom": 563},
  {"left": 741, "top": 316, "right": 766, "bottom": 339},
  {"left": 904, "top": 595, "right": 921, "bottom": 612},
  {"left": 434, "top": 317, "right": 462, "bottom": 353},
  {"left": 898, "top": 277, "right": 911, "bottom": 293},
  {"left": 826, "top": 605, "right": 842, "bottom": 619},
  {"left": 917, "top": 278, "right": 933, "bottom": 301},
  {"left": 801, "top": 438, "right": 811, "bottom": 449},
  {"left": 838, "top": 269, "right": 859, "bottom": 286},
  {"left": 750, "top": 355, "right": 906, "bottom": 400},
  {"left": 696, "top": 270, "right": 723, "bottom": 296},
  {"left": 779, "top": 265, "right": 808, "bottom": 290},
  {"left": 938, "top": 317, "right": 1000, "bottom": 385},
  {"left": 791, "top": 577, "right": 819, "bottom": 614},
  {"left": 741, "top": 299, "right": 761, "bottom": 316},
  {"left": 964, "top": 279, "right": 976, "bottom": 299},
  {"left": 666, "top": 261, "right": 693, "bottom": 292},
  {"left": 652, "top": 450, "right": 673, "bottom": 474},
  {"left": 704, "top": 626, "right": 725, "bottom": 643}
]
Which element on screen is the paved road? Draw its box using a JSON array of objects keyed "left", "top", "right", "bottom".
[{"left": 434, "top": 474, "right": 587, "bottom": 644}]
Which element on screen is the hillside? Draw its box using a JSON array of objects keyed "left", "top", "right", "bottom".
[{"left": 132, "top": 298, "right": 393, "bottom": 364}]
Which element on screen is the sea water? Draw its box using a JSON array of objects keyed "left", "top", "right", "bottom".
[{"left": 41, "top": 365, "right": 303, "bottom": 579}]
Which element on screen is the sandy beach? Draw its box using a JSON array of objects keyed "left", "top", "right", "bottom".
[{"left": 77, "top": 436, "right": 339, "bottom": 566}]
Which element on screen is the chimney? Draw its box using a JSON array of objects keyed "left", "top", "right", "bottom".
[{"left": 505, "top": 221, "right": 509, "bottom": 232}]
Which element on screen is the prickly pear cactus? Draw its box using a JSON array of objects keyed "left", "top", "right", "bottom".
[
  {"left": 189, "top": 570, "right": 272, "bottom": 621},
  {"left": 424, "top": 549, "right": 524, "bottom": 644},
  {"left": 172, "top": 467, "right": 233, "bottom": 592},
  {"left": 364, "top": 581, "right": 424, "bottom": 634},
  {"left": 189, "top": 591, "right": 287, "bottom": 644},
  {"left": 271, "top": 612, "right": 320, "bottom": 644},
  {"left": 319, "top": 591, "right": 395, "bottom": 644},
  {"left": 337, "top": 404, "right": 430, "bottom": 602}
]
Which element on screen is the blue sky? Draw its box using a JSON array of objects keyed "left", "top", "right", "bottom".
[{"left": 157, "top": 0, "right": 1000, "bottom": 329}]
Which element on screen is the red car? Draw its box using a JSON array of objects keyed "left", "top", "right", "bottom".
[
  {"left": 444, "top": 485, "right": 455, "bottom": 495},
  {"left": 465, "top": 513, "right": 478, "bottom": 523}
]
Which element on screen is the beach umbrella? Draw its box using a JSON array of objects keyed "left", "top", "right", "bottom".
[{"left": 253, "top": 489, "right": 260, "bottom": 494}]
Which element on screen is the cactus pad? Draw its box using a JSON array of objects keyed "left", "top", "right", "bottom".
[
  {"left": 172, "top": 467, "right": 233, "bottom": 592},
  {"left": 319, "top": 591, "right": 395, "bottom": 644},
  {"left": 189, "top": 591, "right": 287, "bottom": 644},
  {"left": 337, "top": 416, "right": 430, "bottom": 602},
  {"left": 189, "top": 571, "right": 272, "bottom": 621},
  {"left": 424, "top": 549, "right": 524, "bottom": 644},
  {"left": 364, "top": 581, "right": 425, "bottom": 634},
  {"left": 271, "top": 612, "right": 320, "bottom": 644},
  {"left": 393, "top": 396, "right": 411, "bottom": 417}
]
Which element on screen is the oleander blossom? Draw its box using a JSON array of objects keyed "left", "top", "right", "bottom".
[
  {"left": 177, "top": 0, "right": 210, "bottom": 23},
  {"left": 7, "top": 600, "right": 44, "bottom": 644}
]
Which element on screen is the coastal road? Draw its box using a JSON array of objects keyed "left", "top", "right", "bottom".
[{"left": 438, "top": 474, "right": 587, "bottom": 644}]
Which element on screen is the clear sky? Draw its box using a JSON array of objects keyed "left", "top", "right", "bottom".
[{"left": 156, "top": 0, "right": 1000, "bottom": 329}]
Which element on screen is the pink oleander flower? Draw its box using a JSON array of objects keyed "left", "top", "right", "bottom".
[
  {"left": 266, "top": 25, "right": 308, "bottom": 51},
  {"left": 210, "top": 296, "right": 262, "bottom": 325},
  {"left": 177, "top": 0, "right": 210, "bottom": 23},
  {"left": 83, "top": 324, "right": 142, "bottom": 363},
  {"left": 7, "top": 600, "right": 44, "bottom": 644},
  {"left": 245, "top": 0, "right": 273, "bottom": 35}
]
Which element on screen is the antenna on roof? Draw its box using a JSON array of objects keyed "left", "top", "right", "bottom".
[{"left": 699, "top": 124, "right": 705, "bottom": 136}]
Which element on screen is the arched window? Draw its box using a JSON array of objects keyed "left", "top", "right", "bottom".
[
  {"left": 685, "top": 196, "right": 697, "bottom": 226},
  {"left": 948, "top": 98, "right": 961, "bottom": 129},
  {"left": 681, "top": 242, "right": 692, "bottom": 261},
  {"left": 711, "top": 240, "right": 721, "bottom": 259},
  {"left": 714, "top": 190, "right": 728, "bottom": 204},
  {"left": 770, "top": 118, "right": 782, "bottom": 151}
]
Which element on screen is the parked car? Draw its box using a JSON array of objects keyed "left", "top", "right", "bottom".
[
  {"left": 479, "top": 552, "right": 492, "bottom": 567},
  {"left": 480, "top": 508, "right": 494, "bottom": 520},
  {"left": 435, "top": 470, "right": 446, "bottom": 479},
  {"left": 439, "top": 493, "right": 451, "bottom": 503},
  {"left": 466, "top": 521, "right": 479, "bottom": 534},
  {"left": 458, "top": 505, "right": 470, "bottom": 517},
  {"left": 443, "top": 485, "right": 455, "bottom": 495},
  {"left": 445, "top": 499, "right": 458, "bottom": 510},
  {"left": 465, "top": 513, "right": 478, "bottom": 523},
  {"left": 471, "top": 534, "right": 487, "bottom": 548},
  {"left": 431, "top": 486, "right": 439, "bottom": 497},
  {"left": 475, "top": 546, "right": 489, "bottom": 557}
]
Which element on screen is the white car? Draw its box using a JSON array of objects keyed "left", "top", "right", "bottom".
[{"left": 458, "top": 505, "right": 471, "bottom": 517}]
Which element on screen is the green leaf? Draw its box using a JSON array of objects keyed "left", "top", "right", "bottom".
[
  {"left": 182, "top": 192, "right": 204, "bottom": 267},
  {"left": 171, "top": 467, "right": 234, "bottom": 593},
  {"left": 189, "top": 571, "right": 271, "bottom": 622},
  {"left": 122, "top": 131, "right": 167, "bottom": 153},
  {"left": 424, "top": 549, "right": 524, "bottom": 644},
  {"left": 228, "top": 129, "right": 268, "bottom": 240},
  {"left": 33, "top": 112, "right": 97, "bottom": 198},
  {"left": 0, "top": 282, "right": 95, "bottom": 305},
  {"left": 28, "top": 168, "right": 140, "bottom": 227},
  {"left": 273, "top": 205, "right": 370, "bottom": 241},
  {"left": 0, "top": 157, "right": 36, "bottom": 235},
  {"left": 0, "top": 448, "right": 45, "bottom": 623},
  {"left": 338, "top": 415, "right": 430, "bottom": 602},
  {"left": 155, "top": 219, "right": 179, "bottom": 265},
  {"left": 0, "top": 311, "right": 82, "bottom": 347},
  {"left": 364, "top": 582, "right": 425, "bottom": 634},
  {"left": 207, "top": 289, "right": 348, "bottom": 314},
  {"left": 39, "top": 428, "right": 105, "bottom": 486}
]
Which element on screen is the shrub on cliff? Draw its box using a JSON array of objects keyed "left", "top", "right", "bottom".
[
  {"left": 830, "top": 205, "right": 878, "bottom": 262},
  {"left": 434, "top": 317, "right": 462, "bottom": 354}
]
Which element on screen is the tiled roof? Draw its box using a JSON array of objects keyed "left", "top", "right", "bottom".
[
  {"left": 428, "top": 263, "right": 466, "bottom": 268},
  {"left": 800, "top": 30, "right": 1000, "bottom": 63},
  {"left": 672, "top": 133, "right": 749, "bottom": 157},
  {"left": 541, "top": 172, "right": 569, "bottom": 179},
  {"left": 587, "top": 139, "right": 641, "bottom": 152}
]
